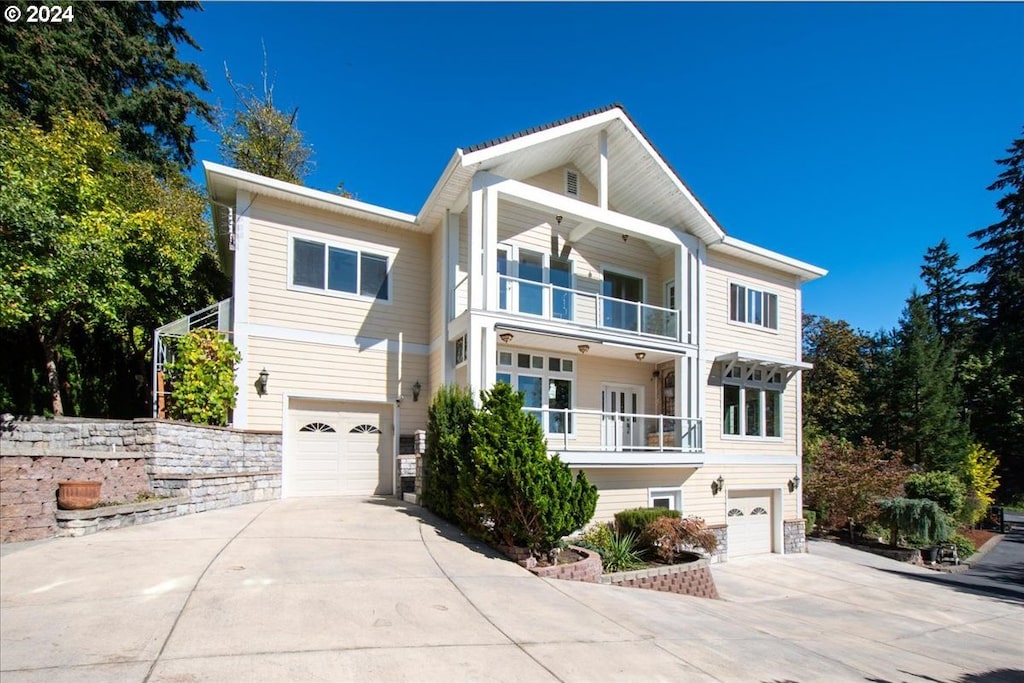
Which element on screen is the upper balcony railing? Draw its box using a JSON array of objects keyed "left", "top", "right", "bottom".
[
  {"left": 498, "top": 274, "right": 679, "bottom": 341},
  {"left": 526, "top": 408, "right": 702, "bottom": 453}
]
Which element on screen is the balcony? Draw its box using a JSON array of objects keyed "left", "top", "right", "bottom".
[
  {"left": 497, "top": 274, "right": 680, "bottom": 341},
  {"left": 524, "top": 408, "right": 702, "bottom": 453}
]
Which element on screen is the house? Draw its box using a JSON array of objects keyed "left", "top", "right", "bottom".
[{"left": 154, "top": 104, "right": 826, "bottom": 559}]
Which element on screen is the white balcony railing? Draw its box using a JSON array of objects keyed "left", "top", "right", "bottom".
[
  {"left": 498, "top": 275, "right": 679, "bottom": 340},
  {"left": 524, "top": 408, "right": 702, "bottom": 453}
]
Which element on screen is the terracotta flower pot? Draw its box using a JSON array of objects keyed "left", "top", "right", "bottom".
[{"left": 57, "top": 481, "right": 102, "bottom": 510}]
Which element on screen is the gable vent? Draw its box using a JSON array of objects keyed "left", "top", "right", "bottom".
[{"left": 565, "top": 169, "right": 579, "bottom": 197}]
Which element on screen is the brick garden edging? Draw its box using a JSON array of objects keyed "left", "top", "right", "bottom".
[{"left": 600, "top": 554, "right": 720, "bottom": 599}]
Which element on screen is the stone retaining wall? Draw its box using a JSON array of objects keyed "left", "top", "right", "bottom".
[
  {"left": 784, "top": 518, "right": 807, "bottom": 554},
  {"left": 600, "top": 555, "right": 719, "bottom": 599},
  {"left": 529, "top": 546, "right": 603, "bottom": 583},
  {"left": 55, "top": 497, "right": 191, "bottom": 537},
  {"left": 0, "top": 452, "right": 151, "bottom": 543},
  {"left": 1, "top": 417, "right": 282, "bottom": 543}
]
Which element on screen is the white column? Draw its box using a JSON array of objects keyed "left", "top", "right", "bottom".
[
  {"left": 483, "top": 187, "right": 499, "bottom": 312},
  {"left": 232, "top": 190, "right": 251, "bottom": 429},
  {"left": 598, "top": 129, "right": 609, "bottom": 210},
  {"left": 794, "top": 278, "right": 804, "bottom": 517},
  {"left": 480, "top": 322, "right": 497, "bottom": 397},
  {"left": 468, "top": 178, "right": 486, "bottom": 312}
]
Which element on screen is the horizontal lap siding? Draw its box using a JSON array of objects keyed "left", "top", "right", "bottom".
[
  {"left": 704, "top": 252, "right": 802, "bottom": 457},
  {"left": 683, "top": 465, "right": 798, "bottom": 525},
  {"left": 246, "top": 198, "right": 431, "bottom": 345},
  {"left": 577, "top": 467, "right": 696, "bottom": 523},
  {"left": 429, "top": 224, "right": 446, "bottom": 402},
  {"left": 244, "top": 337, "right": 428, "bottom": 433}
]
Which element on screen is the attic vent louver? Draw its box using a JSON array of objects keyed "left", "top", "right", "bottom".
[{"left": 565, "top": 169, "right": 579, "bottom": 197}]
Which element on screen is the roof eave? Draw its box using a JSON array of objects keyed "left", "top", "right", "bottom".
[{"left": 712, "top": 236, "right": 828, "bottom": 282}]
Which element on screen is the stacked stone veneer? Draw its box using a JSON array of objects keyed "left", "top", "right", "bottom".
[
  {"left": 708, "top": 524, "right": 728, "bottom": 563},
  {"left": 600, "top": 555, "right": 720, "bottom": 599},
  {"left": 1, "top": 417, "right": 281, "bottom": 543},
  {"left": 784, "top": 519, "right": 807, "bottom": 554}
]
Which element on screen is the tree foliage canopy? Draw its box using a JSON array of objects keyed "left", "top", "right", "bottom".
[
  {"left": 0, "top": 1, "right": 212, "bottom": 170},
  {"left": 0, "top": 111, "right": 217, "bottom": 414}
]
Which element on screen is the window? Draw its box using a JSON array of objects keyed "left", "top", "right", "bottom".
[
  {"left": 729, "top": 283, "right": 778, "bottom": 330},
  {"left": 497, "top": 351, "right": 575, "bottom": 436},
  {"left": 649, "top": 487, "right": 682, "bottom": 511},
  {"left": 454, "top": 335, "right": 467, "bottom": 367},
  {"left": 722, "top": 363, "right": 783, "bottom": 439},
  {"left": 291, "top": 236, "right": 391, "bottom": 301}
]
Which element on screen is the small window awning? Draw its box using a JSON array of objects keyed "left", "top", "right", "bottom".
[{"left": 714, "top": 351, "right": 813, "bottom": 374}]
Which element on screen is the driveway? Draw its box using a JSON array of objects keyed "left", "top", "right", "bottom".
[{"left": 1, "top": 498, "right": 1021, "bottom": 682}]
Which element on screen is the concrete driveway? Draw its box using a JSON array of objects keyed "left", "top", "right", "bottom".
[{"left": 1, "top": 498, "right": 1021, "bottom": 682}]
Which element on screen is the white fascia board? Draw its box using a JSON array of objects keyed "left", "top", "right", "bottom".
[
  {"left": 460, "top": 109, "right": 623, "bottom": 168},
  {"left": 712, "top": 235, "right": 827, "bottom": 281},
  {"left": 616, "top": 115, "right": 727, "bottom": 243},
  {"left": 477, "top": 172, "right": 684, "bottom": 247},
  {"left": 554, "top": 452, "right": 706, "bottom": 468},
  {"left": 202, "top": 161, "right": 419, "bottom": 228},
  {"left": 415, "top": 151, "right": 464, "bottom": 224}
]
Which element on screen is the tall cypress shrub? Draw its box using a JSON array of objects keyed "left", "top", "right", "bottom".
[{"left": 422, "top": 385, "right": 474, "bottom": 522}]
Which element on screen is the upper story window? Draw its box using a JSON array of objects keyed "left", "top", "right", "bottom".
[
  {"left": 729, "top": 282, "right": 778, "bottom": 330},
  {"left": 291, "top": 236, "right": 390, "bottom": 301},
  {"left": 722, "top": 364, "right": 783, "bottom": 439}
]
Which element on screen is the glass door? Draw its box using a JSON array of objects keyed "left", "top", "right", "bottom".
[
  {"left": 603, "top": 271, "right": 643, "bottom": 331},
  {"left": 602, "top": 384, "right": 643, "bottom": 449}
]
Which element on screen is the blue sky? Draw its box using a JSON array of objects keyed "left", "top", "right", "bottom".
[{"left": 182, "top": 2, "right": 1023, "bottom": 335}]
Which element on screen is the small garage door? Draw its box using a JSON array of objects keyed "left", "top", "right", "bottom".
[
  {"left": 727, "top": 490, "right": 773, "bottom": 557},
  {"left": 287, "top": 402, "right": 392, "bottom": 497}
]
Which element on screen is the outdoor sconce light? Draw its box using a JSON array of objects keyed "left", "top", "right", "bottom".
[
  {"left": 622, "top": 234, "right": 629, "bottom": 243},
  {"left": 711, "top": 475, "right": 725, "bottom": 496},
  {"left": 499, "top": 332, "right": 514, "bottom": 344},
  {"left": 578, "top": 344, "right": 590, "bottom": 354},
  {"left": 555, "top": 215, "right": 563, "bottom": 225},
  {"left": 788, "top": 474, "right": 801, "bottom": 493},
  {"left": 635, "top": 351, "right": 646, "bottom": 362},
  {"left": 255, "top": 368, "right": 270, "bottom": 397},
  {"left": 412, "top": 380, "right": 422, "bottom": 402}
]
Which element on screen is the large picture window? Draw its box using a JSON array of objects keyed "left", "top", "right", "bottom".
[
  {"left": 722, "top": 364, "right": 783, "bottom": 439},
  {"left": 291, "top": 237, "right": 391, "bottom": 301},
  {"left": 729, "top": 283, "right": 778, "bottom": 330}
]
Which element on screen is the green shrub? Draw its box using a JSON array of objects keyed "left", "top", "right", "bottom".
[
  {"left": 640, "top": 515, "right": 718, "bottom": 563},
  {"left": 575, "top": 522, "right": 614, "bottom": 555},
  {"left": 614, "top": 507, "right": 680, "bottom": 539},
  {"left": 422, "top": 385, "right": 475, "bottom": 523},
  {"left": 905, "top": 471, "right": 967, "bottom": 518},
  {"left": 803, "top": 510, "right": 816, "bottom": 535},
  {"left": 949, "top": 533, "right": 976, "bottom": 559},
  {"left": 878, "top": 497, "right": 952, "bottom": 547},
  {"left": 464, "top": 383, "right": 598, "bottom": 553},
  {"left": 164, "top": 329, "right": 240, "bottom": 426},
  {"left": 601, "top": 531, "right": 646, "bottom": 573}
]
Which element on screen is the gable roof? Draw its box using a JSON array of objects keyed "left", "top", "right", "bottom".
[{"left": 418, "top": 104, "right": 729, "bottom": 245}]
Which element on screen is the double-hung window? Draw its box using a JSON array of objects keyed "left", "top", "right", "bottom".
[
  {"left": 291, "top": 236, "right": 390, "bottom": 301},
  {"left": 729, "top": 283, "right": 778, "bottom": 330},
  {"left": 722, "top": 365, "right": 783, "bottom": 439}
]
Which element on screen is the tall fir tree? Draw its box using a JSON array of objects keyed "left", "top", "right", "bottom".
[
  {"left": 966, "top": 126, "right": 1024, "bottom": 499},
  {"left": 0, "top": 1, "right": 212, "bottom": 171},
  {"left": 802, "top": 314, "right": 869, "bottom": 443},
  {"left": 920, "top": 239, "right": 972, "bottom": 350},
  {"left": 890, "top": 294, "right": 969, "bottom": 471}
]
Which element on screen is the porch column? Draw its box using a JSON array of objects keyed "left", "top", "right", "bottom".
[
  {"left": 232, "top": 190, "right": 251, "bottom": 429},
  {"left": 598, "top": 128, "right": 609, "bottom": 210},
  {"left": 466, "top": 320, "right": 496, "bottom": 406},
  {"left": 483, "top": 187, "right": 499, "bottom": 311},
  {"left": 468, "top": 184, "right": 485, "bottom": 311}
]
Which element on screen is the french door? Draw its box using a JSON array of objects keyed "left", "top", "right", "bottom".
[{"left": 602, "top": 384, "right": 644, "bottom": 449}]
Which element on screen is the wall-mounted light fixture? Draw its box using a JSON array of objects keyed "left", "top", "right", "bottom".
[
  {"left": 555, "top": 215, "right": 563, "bottom": 226},
  {"left": 412, "top": 380, "right": 422, "bottom": 402},
  {"left": 635, "top": 351, "right": 646, "bottom": 362},
  {"left": 499, "top": 332, "right": 514, "bottom": 344},
  {"left": 255, "top": 368, "right": 270, "bottom": 397},
  {"left": 788, "top": 474, "right": 801, "bottom": 493},
  {"left": 622, "top": 234, "right": 629, "bottom": 243},
  {"left": 578, "top": 344, "right": 590, "bottom": 354},
  {"left": 711, "top": 475, "right": 725, "bottom": 496}
]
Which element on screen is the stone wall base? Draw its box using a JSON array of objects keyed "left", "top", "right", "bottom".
[{"left": 784, "top": 518, "right": 807, "bottom": 554}]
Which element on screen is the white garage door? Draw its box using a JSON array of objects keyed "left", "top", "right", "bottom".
[
  {"left": 727, "top": 490, "right": 773, "bottom": 557},
  {"left": 287, "top": 402, "right": 392, "bottom": 497}
]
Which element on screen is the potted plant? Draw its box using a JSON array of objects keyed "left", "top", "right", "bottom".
[{"left": 57, "top": 481, "right": 102, "bottom": 509}]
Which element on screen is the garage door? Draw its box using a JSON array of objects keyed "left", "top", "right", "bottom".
[
  {"left": 727, "top": 490, "right": 773, "bottom": 557},
  {"left": 287, "top": 402, "right": 392, "bottom": 497}
]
